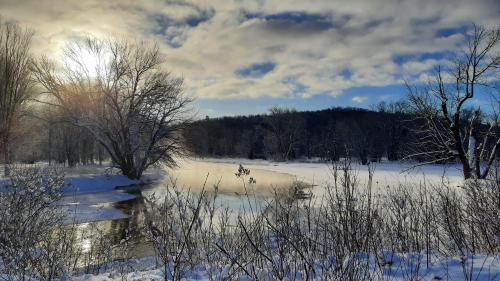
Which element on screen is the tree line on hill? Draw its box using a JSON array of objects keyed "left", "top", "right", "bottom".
[
  {"left": 12, "top": 101, "right": 414, "bottom": 166},
  {"left": 183, "top": 102, "right": 413, "bottom": 164}
]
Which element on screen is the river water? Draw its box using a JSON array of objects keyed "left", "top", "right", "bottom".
[{"left": 72, "top": 162, "right": 296, "bottom": 261}]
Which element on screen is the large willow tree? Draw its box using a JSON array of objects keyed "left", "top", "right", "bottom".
[{"left": 34, "top": 38, "right": 191, "bottom": 179}]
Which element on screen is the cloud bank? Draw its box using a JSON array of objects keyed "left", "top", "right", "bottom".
[{"left": 0, "top": 0, "right": 499, "bottom": 103}]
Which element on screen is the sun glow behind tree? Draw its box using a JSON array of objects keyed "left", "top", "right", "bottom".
[
  {"left": 62, "top": 38, "right": 109, "bottom": 80},
  {"left": 33, "top": 37, "right": 192, "bottom": 179}
]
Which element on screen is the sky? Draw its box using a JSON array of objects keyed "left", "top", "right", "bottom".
[{"left": 0, "top": 0, "right": 499, "bottom": 118}]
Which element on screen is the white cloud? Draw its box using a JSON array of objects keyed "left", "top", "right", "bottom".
[
  {"left": 0, "top": 0, "right": 498, "bottom": 101},
  {"left": 352, "top": 96, "right": 368, "bottom": 103}
]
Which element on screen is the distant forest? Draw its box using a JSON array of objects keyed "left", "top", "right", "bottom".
[
  {"left": 183, "top": 102, "right": 415, "bottom": 164},
  {"left": 12, "top": 102, "right": 414, "bottom": 166},
  {"left": 15, "top": 101, "right": 493, "bottom": 167}
]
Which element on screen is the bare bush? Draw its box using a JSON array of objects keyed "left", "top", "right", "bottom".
[
  {"left": 139, "top": 160, "right": 500, "bottom": 280},
  {"left": 5, "top": 161, "right": 495, "bottom": 281},
  {"left": 144, "top": 179, "right": 208, "bottom": 280},
  {"left": 0, "top": 167, "right": 78, "bottom": 280},
  {"left": 217, "top": 160, "right": 500, "bottom": 280}
]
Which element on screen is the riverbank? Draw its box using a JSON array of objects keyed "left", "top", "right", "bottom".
[
  {"left": 71, "top": 253, "right": 500, "bottom": 281},
  {"left": 1, "top": 159, "right": 464, "bottom": 222},
  {"left": 0, "top": 164, "right": 166, "bottom": 223},
  {"left": 1, "top": 160, "right": 498, "bottom": 280}
]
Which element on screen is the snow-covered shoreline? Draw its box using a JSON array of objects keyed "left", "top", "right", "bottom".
[
  {"left": 61, "top": 168, "right": 166, "bottom": 223},
  {"left": 71, "top": 253, "right": 500, "bottom": 281},
  {"left": 1, "top": 165, "right": 166, "bottom": 223},
  {"left": 0, "top": 158, "right": 464, "bottom": 193},
  {"left": 0, "top": 159, "right": 465, "bottom": 223},
  {"left": 1, "top": 159, "right": 499, "bottom": 280},
  {"left": 67, "top": 159, "right": 499, "bottom": 281},
  {"left": 191, "top": 157, "right": 464, "bottom": 185}
]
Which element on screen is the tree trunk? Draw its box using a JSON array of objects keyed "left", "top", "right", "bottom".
[
  {"left": 462, "top": 162, "right": 473, "bottom": 179},
  {"left": 98, "top": 146, "right": 103, "bottom": 165},
  {"left": 48, "top": 124, "right": 52, "bottom": 166},
  {"left": 120, "top": 163, "right": 142, "bottom": 180},
  {"left": 2, "top": 137, "right": 10, "bottom": 177}
]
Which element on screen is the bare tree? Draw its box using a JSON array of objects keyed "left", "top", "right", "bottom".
[
  {"left": 407, "top": 25, "right": 500, "bottom": 179},
  {"left": 265, "top": 107, "right": 305, "bottom": 161},
  {"left": 0, "top": 21, "right": 34, "bottom": 176},
  {"left": 33, "top": 38, "right": 192, "bottom": 179},
  {"left": 0, "top": 167, "right": 65, "bottom": 280}
]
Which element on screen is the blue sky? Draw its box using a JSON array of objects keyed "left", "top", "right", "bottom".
[
  {"left": 1, "top": 0, "right": 499, "bottom": 118},
  {"left": 195, "top": 85, "right": 406, "bottom": 117}
]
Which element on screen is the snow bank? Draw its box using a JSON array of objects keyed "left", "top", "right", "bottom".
[
  {"left": 1, "top": 165, "right": 166, "bottom": 223},
  {"left": 59, "top": 168, "right": 165, "bottom": 223},
  {"left": 71, "top": 253, "right": 500, "bottom": 280}
]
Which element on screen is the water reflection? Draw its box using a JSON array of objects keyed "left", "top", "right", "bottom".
[{"left": 73, "top": 163, "right": 296, "bottom": 262}]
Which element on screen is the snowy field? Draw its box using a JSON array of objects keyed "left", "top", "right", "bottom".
[
  {"left": 0, "top": 158, "right": 466, "bottom": 228},
  {"left": 74, "top": 159, "right": 499, "bottom": 281},
  {"left": 71, "top": 254, "right": 500, "bottom": 281},
  {"left": 0, "top": 158, "right": 464, "bottom": 221},
  {"left": 1, "top": 160, "right": 498, "bottom": 280}
]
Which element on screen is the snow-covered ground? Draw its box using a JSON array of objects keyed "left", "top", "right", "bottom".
[
  {"left": 3, "top": 159, "right": 499, "bottom": 280},
  {"left": 62, "top": 168, "right": 166, "bottom": 222},
  {"left": 71, "top": 253, "right": 500, "bottom": 281},
  {"left": 0, "top": 164, "right": 166, "bottom": 223},
  {"left": 197, "top": 157, "right": 463, "bottom": 185},
  {"left": 0, "top": 159, "right": 465, "bottom": 223}
]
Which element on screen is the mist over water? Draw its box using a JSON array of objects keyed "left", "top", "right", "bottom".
[{"left": 164, "top": 159, "right": 296, "bottom": 195}]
